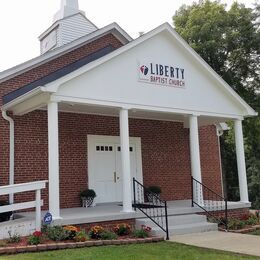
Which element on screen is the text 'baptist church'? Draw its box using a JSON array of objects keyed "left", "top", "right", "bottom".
[{"left": 139, "top": 62, "right": 185, "bottom": 88}]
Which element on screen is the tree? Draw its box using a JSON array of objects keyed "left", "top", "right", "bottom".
[{"left": 173, "top": 0, "right": 260, "bottom": 208}]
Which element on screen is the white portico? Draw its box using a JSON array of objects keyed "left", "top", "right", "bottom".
[{"left": 2, "top": 22, "right": 256, "bottom": 220}]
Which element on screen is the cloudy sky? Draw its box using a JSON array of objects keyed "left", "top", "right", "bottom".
[{"left": 0, "top": 0, "right": 255, "bottom": 72}]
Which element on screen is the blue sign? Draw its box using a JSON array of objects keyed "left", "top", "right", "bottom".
[{"left": 43, "top": 212, "right": 52, "bottom": 225}]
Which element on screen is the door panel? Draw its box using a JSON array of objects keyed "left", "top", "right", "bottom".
[
  {"left": 93, "top": 144, "right": 117, "bottom": 203},
  {"left": 115, "top": 144, "right": 137, "bottom": 202}
]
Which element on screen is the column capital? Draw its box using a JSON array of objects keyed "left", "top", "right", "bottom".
[
  {"left": 189, "top": 113, "right": 201, "bottom": 117},
  {"left": 120, "top": 106, "right": 131, "bottom": 111}
]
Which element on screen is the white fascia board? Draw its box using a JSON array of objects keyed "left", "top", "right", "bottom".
[
  {"left": 0, "top": 23, "right": 132, "bottom": 83},
  {"left": 45, "top": 22, "right": 257, "bottom": 117},
  {"left": 51, "top": 94, "right": 244, "bottom": 120}
]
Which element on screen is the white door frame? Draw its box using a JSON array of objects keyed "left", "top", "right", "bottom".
[{"left": 87, "top": 135, "right": 143, "bottom": 203}]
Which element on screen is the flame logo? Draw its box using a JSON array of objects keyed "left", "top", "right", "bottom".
[{"left": 140, "top": 65, "right": 149, "bottom": 75}]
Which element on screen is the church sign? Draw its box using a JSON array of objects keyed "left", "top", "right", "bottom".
[{"left": 138, "top": 61, "right": 185, "bottom": 88}]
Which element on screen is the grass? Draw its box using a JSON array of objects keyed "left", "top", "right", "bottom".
[{"left": 0, "top": 242, "right": 257, "bottom": 260}]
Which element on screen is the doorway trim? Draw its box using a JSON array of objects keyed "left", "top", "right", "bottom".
[{"left": 87, "top": 135, "right": 143, "bottom": 203}]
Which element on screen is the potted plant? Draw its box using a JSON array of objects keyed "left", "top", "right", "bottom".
[
  {"left": 0, "top": 201, "right": 12, "bottom": 222},
  {"left": 80, "top": 189, "right": 97, "bottom": 207},
  {"left": 145, "top": 186, "right": 162, "bottom": 203}
]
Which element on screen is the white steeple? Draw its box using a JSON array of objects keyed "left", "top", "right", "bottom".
[
  {"left": 39, "top": 0, "right": 98, "bottom": 54},
  {"left": 53, "top": 0, "right": 83, "bottom": 22}
]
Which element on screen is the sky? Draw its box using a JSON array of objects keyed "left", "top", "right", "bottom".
[{"left": 0, "top": 0, "right": 255, "bottom": 72}]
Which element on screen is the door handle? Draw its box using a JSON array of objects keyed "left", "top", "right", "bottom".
[{"left": 114, "top": 172, "right": 116, "bottom": 183}]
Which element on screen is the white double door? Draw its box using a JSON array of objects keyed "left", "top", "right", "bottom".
[{"left": 88, "top": 135, "right": 142, "bottom": 204}]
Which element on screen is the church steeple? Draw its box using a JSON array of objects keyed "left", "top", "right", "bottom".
[
  {"left": 53, "top": 0, "right": 82, "bottom": 22},
  {"left": 39, "top": 0, "right": 98, "bottom": 54}
]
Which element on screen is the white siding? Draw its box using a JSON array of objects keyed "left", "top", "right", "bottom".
[
  {"left": 41, "top": 14, "right": 97, "bottom": 54},
  {"left": 58, "top": 14, "right": 97, "bottom": 47}
]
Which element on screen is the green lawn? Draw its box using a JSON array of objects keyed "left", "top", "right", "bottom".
[{"left": 0, "top": 242, "right": 257, "bottom": 260}]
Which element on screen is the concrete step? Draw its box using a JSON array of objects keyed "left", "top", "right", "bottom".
[
  {"left": 136, "top": 214, "right": 207, "bottom": 229},
  {"left": 151, "top": 222, "right": 218, "bottom": 236},
  {"left": 135, "top": 213, "right": 218, "bottom": 236}
]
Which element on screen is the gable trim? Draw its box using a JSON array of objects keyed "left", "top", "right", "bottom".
[
  {"left": 3, "top": 45, "right": 116, "bottom": 105},
  {"left": 44, "top": 23, "right": 257, "bottom": 117}
]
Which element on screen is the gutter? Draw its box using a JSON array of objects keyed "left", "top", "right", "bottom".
[{"left": 1, "top": 110, "right": 14, "bottom": 204}]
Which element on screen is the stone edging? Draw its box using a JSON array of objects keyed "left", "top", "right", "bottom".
[
  {"left": 0, "top": 236, "right": 164, "bottom": 255},
  {"left": 229, "top": 225, "right": 260, "bottom": 234}
]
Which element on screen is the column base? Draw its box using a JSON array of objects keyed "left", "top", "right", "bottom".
[{"left": 121, "top": 209, "right": 135, "bottom": 213}]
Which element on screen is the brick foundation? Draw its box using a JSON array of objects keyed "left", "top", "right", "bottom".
[{"left": 200, "top": 207, "right": 250, "bottom": 219}]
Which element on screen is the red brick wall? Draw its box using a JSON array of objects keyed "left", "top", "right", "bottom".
[
  {"left": 0, "top": 110, "right": 222, "bottom": 210},
  {"left": 200, "top": 208, "right": 250, "bottom": 220}
]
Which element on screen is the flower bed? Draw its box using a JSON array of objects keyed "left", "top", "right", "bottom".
[
  {"left": 213, "top": 211, "right": 260, "bottom": 233},
  {"left": 0, "top": 223, "right": 164, "bottom": 255}
]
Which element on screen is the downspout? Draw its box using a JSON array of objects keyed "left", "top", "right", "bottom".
[{"left": 2, "top": 110, "right": 14, "bottom": 204}]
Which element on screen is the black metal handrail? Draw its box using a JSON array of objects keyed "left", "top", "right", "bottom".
[
  {"left": 191, "top": 176, "right": 228, "bottom": 230},
  {"left": 133, "top": 178, "right": 169, "bottom": 240}
]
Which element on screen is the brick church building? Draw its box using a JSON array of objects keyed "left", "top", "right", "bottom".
[{"left": 0, "top": 0, "right": 256, "bottom": 237}]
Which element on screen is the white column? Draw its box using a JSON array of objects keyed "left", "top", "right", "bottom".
[
  {"left": 189, "top": 115, "right": 203, "bottom": 205},
  {"left": 35, "top": 189, "right": 41, "bottom": 231},
  {"left": 234, "top": 119, "right": 249, "bottom": 202},
  {"left": 120, "top": 108, "right": 134, "bottom": 212},
  {"left": 48, "top": 101, "right": 61, "bottom": 219}
]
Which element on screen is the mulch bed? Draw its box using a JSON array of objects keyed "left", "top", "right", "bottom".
[{"left": 0, "top": 236, "right": 164, "bottom": 255}]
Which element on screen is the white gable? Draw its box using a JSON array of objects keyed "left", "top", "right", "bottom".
[{"left": 52, "top": 26, "right": 254, "bottom": 118}]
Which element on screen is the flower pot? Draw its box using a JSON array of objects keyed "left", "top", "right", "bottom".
[
  {"left": 81, "top": 197, "right": 95, "bottom": 207},
  {"left": 146, "top": 192, "right": 160, "bottom": 204}
]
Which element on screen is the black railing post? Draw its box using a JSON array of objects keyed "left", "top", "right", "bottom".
[
  {"left": 133, "top": 177, "right": 136, "bottom": 211},
  {"left": 191, "top": 176, "right": 194, "bottom": 207},
  {"left": 165, "top": 201, "right": 169, "bottom": 240},
  {"left": 225, "top": 198, "right": 228, "bottom": 231}
]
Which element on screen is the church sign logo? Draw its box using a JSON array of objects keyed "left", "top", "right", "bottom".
[{"left": 139, "top": 61, "right": 185, "bottom": 88}]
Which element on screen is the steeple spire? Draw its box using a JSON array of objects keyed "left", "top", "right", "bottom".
[
  {"left": 53, "top": 0, "right": 83, "bottom": 22},
  {"left": 61, "top": 0, "right": 79, "bottom": 10}
]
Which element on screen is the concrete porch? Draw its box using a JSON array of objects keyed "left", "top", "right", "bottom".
[{"left": 14, "top": 200, "right": 250, "bottom": 226}]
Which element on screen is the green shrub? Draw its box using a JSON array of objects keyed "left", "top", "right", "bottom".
[
  {"left": 7, "top": 231, "right": 21, "bottom": 244},
  {"left": 80, "top": 189, "right": 96, "bottom": 198},
  {"left": 113, "top": 223, "right": 131, "bottom": 236},
  {"left": 227, "top": 218, "right": 246, "bottom": 230},
  {"left": 0, "top": 241, "right": 7, "bottom": 247},
  {"left": 132, "top": 229, "right": 149, "bottom": 238},
  {"left": 246, "top": 215, "right": 258, "bottom": 226},
  {"left": 27, "top": 235, "right": 40, "bottom": 245},
  {"left": 74, "top": 230, "right": 88, "bottom": 242},
  {"left": 147, "top": 186, "right": 162, "bottom": 195},
  {"left": 27, "top": 231, "right": 42, "bottom": 245},
  {"left": 45, "top": 226, "right": 70, "bottom": 241},
  {"left": 89, "top": 225, "right": 104, "bottom": 239},
  {"left": 100, "top": 231, "right": 118, "bottom": 240}
]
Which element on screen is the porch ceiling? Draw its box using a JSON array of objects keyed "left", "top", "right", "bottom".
[{"left": 55, "top": 102, "right": 231, "bottom": 127}]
